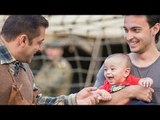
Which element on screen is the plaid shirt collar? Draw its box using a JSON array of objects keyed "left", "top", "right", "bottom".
[
  {"left": 0, "top": 40, "right": 26, "bottom": 76},
  {"left": 0, "top": 40, "right": 16, "bottom": 64}
]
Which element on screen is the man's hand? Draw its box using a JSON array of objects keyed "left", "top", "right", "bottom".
[{"left": 127, "top": 85, "right": 154, "bottom": 102}]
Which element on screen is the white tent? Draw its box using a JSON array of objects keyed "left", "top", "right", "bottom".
[{"left": 44, "top": 15, "right": 124, "bottom": 40}]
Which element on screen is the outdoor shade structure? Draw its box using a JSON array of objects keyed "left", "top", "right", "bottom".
[{"left": 44, "top": 15, "right": 124, "bottom": 40}]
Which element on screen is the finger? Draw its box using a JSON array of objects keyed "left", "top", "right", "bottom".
[
  {"left": 107, "top": 94, "right": 112, "bottom": 101},
  {"left": 93, "top": 94, "right": 101, "bottom": 104},
  {"left": 147, "top": 95, "right": 152, "bottom": 102},
  {"left": 145, "top": 82, "right": 149, "bottom": 88},
  {"left": 147, "top": 81, "right": 152, "bottom": 87},
  {"left": 85, "top": 87, "right": 98, "bottom": 92},
  {"left": 147, "top": 89, "right": 153, "bottom": 102},
  {"left": 145, "top": 82, "right": 148, "bottom": 87},
  {"left": 142, "top": 81, "right": 145, "bottom": 87},
  {"left": 147, "top": 82, "right": 151, "bottom": 87},
  {"left": 150, "top": 88, "right": 154, "bottom": 93},
  {"left": 89, "top": 96, "right": 98, "bottom": 105},
  {"left": 101, "top": 92, "right": 111, "bottom": 101},
  {"left": 142, "top": 94, "right": 151, "bottom": 102}
]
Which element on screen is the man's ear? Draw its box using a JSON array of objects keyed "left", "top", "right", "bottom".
[
  {"left": 152, "top": 23, "right": 160, "bottom": 36},
  {"left": 124, "top": 68, "right": 131, "bottom": 78},
  {"left": 17, "top": 34, "right": 28, "bottom": 47}
]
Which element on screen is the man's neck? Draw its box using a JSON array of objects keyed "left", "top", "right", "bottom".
[{"left": 129, "top": 48, "right": 160, "bottom": 67}]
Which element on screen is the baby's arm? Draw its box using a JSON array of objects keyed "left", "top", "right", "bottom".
[{"left": 138, "top": 77, "right": 153, "bottom": 88}]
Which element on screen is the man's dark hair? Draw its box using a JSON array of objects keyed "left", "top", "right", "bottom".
[
  {"left": 146, "top": 15, "right": 160, "bottom": 43},
  {"left": 1, "top": 15, "right": 49, "bottom": 44}
]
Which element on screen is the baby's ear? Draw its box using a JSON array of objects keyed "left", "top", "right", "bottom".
[{"left": 124, "top": 68, "right": 130, "bottom": 77}]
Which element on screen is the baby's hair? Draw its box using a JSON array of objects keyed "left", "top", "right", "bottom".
[{"left": 106, "top": 53, "right": 131, "bottom": 68}]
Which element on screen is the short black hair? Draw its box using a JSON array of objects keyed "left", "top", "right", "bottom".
[
  {"left": 1, "top": 15, "right": 49, "bottom": 44},
  {"left": 146, "top": 15, "right": 160, "bottom": 43}
]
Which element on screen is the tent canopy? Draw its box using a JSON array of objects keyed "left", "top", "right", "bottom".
[{"left": 44, "top": 15, "right": 124, "bottom": 40}]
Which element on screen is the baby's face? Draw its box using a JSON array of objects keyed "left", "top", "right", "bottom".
[{"left": 103, "top": 57, "right": 129, "bottom": 84}]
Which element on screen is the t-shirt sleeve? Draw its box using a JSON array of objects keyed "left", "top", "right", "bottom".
[{"left": 128, "top": 74, "right": 140, "bottom": 85}]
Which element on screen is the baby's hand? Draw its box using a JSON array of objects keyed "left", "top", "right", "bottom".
[
  {"left": 139, "top": 77, "right": 153, "bottom": 88},
  {"left": 92, "top": 89, "right": 112, "bottom": 101}
]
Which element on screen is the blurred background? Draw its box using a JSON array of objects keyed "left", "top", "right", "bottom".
[{"left": 1, "top": 15, "right": 160, "bottom": 96}]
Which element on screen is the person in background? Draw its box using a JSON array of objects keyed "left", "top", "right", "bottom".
[
  {"left": 35, "top": 39, "right": 73, "bottom": 96},
  {"left": 0, "top": 15, "right": 110, "bottom": 105}
]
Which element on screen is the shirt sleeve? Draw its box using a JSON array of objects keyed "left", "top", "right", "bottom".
[
  {"left": 128, "top": 74, "right": 140, "bottom": 85},
  {"left": 32, "top": 83, "right": 77, "bottom": 105},
  {"left": 25, "top": 63, "right": 77, "bottom": 105},
  {"left": 36, "top": 93, "right": 77, "bottom": 105}
]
